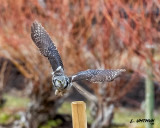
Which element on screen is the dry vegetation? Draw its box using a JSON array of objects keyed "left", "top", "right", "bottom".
[{"left": 0, "top": 0, "right": 159, "bottom": 128}]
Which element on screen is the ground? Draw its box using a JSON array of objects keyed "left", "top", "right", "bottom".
[{"left": 0, "top": 94, "right": 160, "bottom": 128}]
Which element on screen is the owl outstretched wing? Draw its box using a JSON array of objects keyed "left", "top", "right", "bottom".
[
  {"left": 31, "top": 21, "right": 64, "bottom": 75},
  {"left": 70, "top": 69, "right": 126, "bottom": 83}
]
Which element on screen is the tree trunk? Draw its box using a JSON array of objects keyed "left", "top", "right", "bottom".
[
  {"left": 91, "top": 103, "right": 114, "bottom": 128},
  {"left": 26, "top": 85, "right": 68, "bottom": 128},
  {"left": 145, "top": 59, "right": 154, "bottom": 128},
  {"left": 13, "top": 81, "right": 68, "bottom": 128}
]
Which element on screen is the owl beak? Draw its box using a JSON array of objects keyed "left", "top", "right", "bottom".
[{"left": 60, "top": 84, "right": 63, "bottom": 88}]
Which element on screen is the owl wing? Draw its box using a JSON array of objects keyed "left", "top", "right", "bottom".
[
  {"left": 70, "top": 69, "right": 126, "bottom": 83},
  {"left": 31, "top": 21, "right": 64, "bottom": 75}
]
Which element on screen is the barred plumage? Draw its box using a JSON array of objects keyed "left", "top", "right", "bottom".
[
  {"left": 31, "top": 21, "right": 64, "bottom": 72},
  {"left": 71, "top": 69, "right": 126, "bottom": 83},
  {"left": 31, "top": 21, "right": 126, "bottom": 96}
]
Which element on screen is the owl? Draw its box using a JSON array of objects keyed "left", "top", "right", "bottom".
[{"left": 31, "top": 21, "right": 126, "bottom": 96}]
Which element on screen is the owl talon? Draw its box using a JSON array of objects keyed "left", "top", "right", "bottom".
[
  {"left": 55, "top": 90, "right": 64, "bottom": 96},
  {"left": 55, "top": 90, "right": 59, "bottom": 96}
]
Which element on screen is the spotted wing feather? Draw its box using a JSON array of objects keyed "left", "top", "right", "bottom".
[
  {"left": 71, "top": 69, "right": 126, "bottom": 83},
  {"left": 31, "top": 21, "right": 64, "bottom": 72}
]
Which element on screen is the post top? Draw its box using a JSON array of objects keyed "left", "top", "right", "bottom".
[{"left": 72, "top": 101, "right": 85, "bottom": 105}]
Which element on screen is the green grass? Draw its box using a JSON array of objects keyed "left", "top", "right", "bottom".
[
  {"left": 40, "top": 119, "right": 62, "bottom": 128},
  {"left": 0, "top": 113, "right": 11, "bottom": 124},
  {"left": 59, "top": 102, "right": 160, "bottom": 128},
  {"left": 0, "top": 94, "right": 29, "bottom": 124},
  {"left": 113, "top": 108, "right": 160, "bottom": 128},
  {"left": 58, "top": 101, "right": 93, "bottom": 123},
  {"left": 58, "top": 101, "right": 72, "bottom": 114},
  {"left": 0, "top": 95, "right": 160, "bottom": 128},
  {"left": 3, "top": 94, "right": 29, "bottom": 109}
]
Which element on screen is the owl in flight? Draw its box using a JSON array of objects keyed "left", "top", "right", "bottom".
[{"left": 31, "top": 21, "right": 126, "bottom": 96}]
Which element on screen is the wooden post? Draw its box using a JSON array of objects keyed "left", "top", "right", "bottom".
[{"left": 71, "top": 101, "right": 87, "bottom": 128}]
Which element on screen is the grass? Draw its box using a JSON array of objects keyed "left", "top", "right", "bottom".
[
  {"left": 59, "top": 102, "right": 160, "bottom": 128},
  {"left": 58, "top": 101, "right": 93, "bottom": 123},
  {"left": 3, "top": 94, "right": 29, "bottom": 109},
  {"left": 0, "top": 94, "right": 160, "bottom": 128},
  {"left": 113, "top": 108, "right": 160, "bottom": 128},
  {"left": 0, "top": 94, "right": 29, "bottom": 125},
  {"left": 40, "top": 119, "right": 62, "bottom": 128}
]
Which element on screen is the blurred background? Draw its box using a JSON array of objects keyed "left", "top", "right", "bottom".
[{"left": 0, "top": 0, "right": 160, "bottom": 128}]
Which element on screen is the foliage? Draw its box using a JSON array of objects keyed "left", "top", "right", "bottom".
[
  {"left": 40, "top": 119, "right": 62, "bottom": 128},
  {"left": 0, "top": 94, "right": 28, "bottom": 125}
]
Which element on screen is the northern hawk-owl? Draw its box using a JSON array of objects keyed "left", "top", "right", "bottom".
[{"left": 31, "top": 21, "right": 126, "bottom": 96}]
